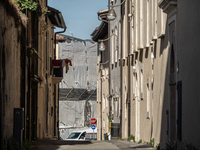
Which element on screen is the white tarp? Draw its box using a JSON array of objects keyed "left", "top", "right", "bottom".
[
  {"left": 58, "top": 37, "right": 97, "bottom": 130},
  {"left": 58, "top": 40, "right": 97, "bottom": 89},
  {"left": 59, "top": 100, "right": 97, "bottom": 127}
]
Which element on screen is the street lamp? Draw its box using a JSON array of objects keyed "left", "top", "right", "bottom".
[
  {"left": 107, "top": 7, "right": 117, "bottom": 21},
  {"left": 99, "top": 41, "right": 106, "bottom": 51},
  {"left": 98, "top": 33, "right": 118, "bottom": 51},
  {"left": 107, "top": 0, "right": 126, "bottom": 21},
  {"left": 106, "top": 95, "right": 112, "bottom": 101},
  {"left": 113, "top": 95, "right": 120, "bottom": 101},
  {"left": 98, "top": 0, "right": 127, "bottom": 22}
]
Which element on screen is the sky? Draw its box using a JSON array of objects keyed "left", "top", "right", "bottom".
[{"left": 48, "top": 0, "right": 108, "bottom": 40}]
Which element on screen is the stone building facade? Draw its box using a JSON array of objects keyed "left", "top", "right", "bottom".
[
  {"left": 91, "top": 9, "right": 110, "bottom": 140},
  {"left": 94, "top": 0, "right": 200, "bottom": 149},
  {"left": 0, "top": 1, "right": 66, "bottom": 149}
]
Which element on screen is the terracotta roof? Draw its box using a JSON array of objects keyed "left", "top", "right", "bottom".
[
  {"left": 56, "top": 34, "right": 65, "bottom": 40},
  {"left": 98, "top": 9, "right": 109, "bottom": 15}
]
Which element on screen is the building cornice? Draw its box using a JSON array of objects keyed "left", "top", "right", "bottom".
[
  {"left": 91, "top": 10, "right": 108, "bottom": 42},
  {"left": 159, "top": 0, "right": 177, "bottom": 13}
]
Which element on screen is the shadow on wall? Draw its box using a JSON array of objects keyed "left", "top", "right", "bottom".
[{"left": 158, "top": 20, "right": 183, "bottom": 149}]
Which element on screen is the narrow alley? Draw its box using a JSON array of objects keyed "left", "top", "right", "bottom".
[
  {"left": 29, "top": 140, "right": 156, "bottom": 150},
  {"left": 1, "top": 0, "right": 200, "bottom": 150}
]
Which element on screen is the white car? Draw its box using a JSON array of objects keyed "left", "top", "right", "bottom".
[{"left": 66, "top": 128, "right": 97, "bottom": 140}]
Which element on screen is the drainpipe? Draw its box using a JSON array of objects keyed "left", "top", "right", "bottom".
[
  {"left": 100, "top": 77, "right": 102, "bottom": 140},
  {"left": 127, "top": 0, "right": 131, "bottom": 138},
  {"left": 54, "top": 14, "right": 67, "bottom": 140},
  {"left": 120, "top": 2, "right": 123, "bottom": 138},
  {"left": 108, "top": 0, "right": 111, "bottom": 138},
  {"left": 54, "top": 27, "right": 66, "bottom": 59}
]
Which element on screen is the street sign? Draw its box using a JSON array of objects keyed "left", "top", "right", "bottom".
[
  {"left": 91, "top": 125, "right": 96, "bottom": 130},
  {"left": 90, "top": 118, "right": 96, "bottom": 125},
  {"left": 91, "top": 125, "right": 96, "bottom": 140}
]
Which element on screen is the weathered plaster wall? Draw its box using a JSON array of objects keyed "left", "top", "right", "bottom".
[{"left": 0, "top": 3, "right": 22, "bottom": 143}]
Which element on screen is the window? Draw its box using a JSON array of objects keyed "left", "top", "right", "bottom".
[
  {"left": 115, "top": 27, "right": 118, "bottom": 63},
  {"left": 147, "top": 81, "right": 150, "bottom": 119},
  {"left": 103, "top": 94, "right": 105, "bottom": 112},
  {"left": 67, "top": 132, "right": 81, "bottom": 139},
  {"left": 85, "top": 133, "right": 97, "bottom": 140},
  {"left": 111, "top": 30, "right": 114, "bottom": 64}
]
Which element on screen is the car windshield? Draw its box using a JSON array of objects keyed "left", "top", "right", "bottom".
[{"left": 67, "top": 132, "right": 81, "bottom": 139}]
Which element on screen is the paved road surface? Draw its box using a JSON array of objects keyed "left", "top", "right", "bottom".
[{"left": 30, "top": 139, "right": 157, "bottom": 150}]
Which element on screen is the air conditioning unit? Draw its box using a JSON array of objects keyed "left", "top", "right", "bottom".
[
  {"left": 147, "top": 111, "right": 150, "bottom": 119},
  {"left": 169, "top": 73, "right": 176, "bottom": 85},
  {"left": 141, "top": 93, "right": 143, "bottom": 100}
]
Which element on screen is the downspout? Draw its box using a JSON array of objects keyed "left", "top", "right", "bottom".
[
  {"left": 100, "top": 75, "right": 102, "bottom": 140},
  {"left": 127, "top": 0, "right": 131, "bottom": 137},
  {"left": 55, "top": 26, "right": 66, "bottom": 139},
  {"left": 108, "top": 0, "right": 111, "bottom": 140},
  {"left": 54, "top": 27, "right": 66, "bottom": 59},
  {"left": 54, "top": 13, "right": 67, "bottom": 140},
  {"left": 120, "top": 0, "right": 123, "bottom": 138}
]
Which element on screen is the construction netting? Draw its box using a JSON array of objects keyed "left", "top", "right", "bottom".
[
  {"left": 58, "top": 36, "right": 98, "bottom": 130},
  {"left": 58, "top": 39, "right": 97, "bottom": 89},
  {"left": 59, "top": 100, "right": 97, "bottom": 127}
]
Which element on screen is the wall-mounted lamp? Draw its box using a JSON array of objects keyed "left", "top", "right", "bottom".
[
  {"left": 107, "top": 0, "right": 126, "bottom": 21},
  {"left": 106, "top": 95, "right": 113, "bottom": 101},
  {"left": 99, "top": 41, "right": 106, "bottom": 51},
  {"left": 107, "top": 7, "right": 117, "bottom": 21},
  {"left": 98, "top": 34, "right": 118, "bottom": 51},
  {"left": 113, "top": 95, "right": 120, "bottom": 101}
]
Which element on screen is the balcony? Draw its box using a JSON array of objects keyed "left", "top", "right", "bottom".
[{"left": 52, "top": 67, "right": 63, "bottom": 84}]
